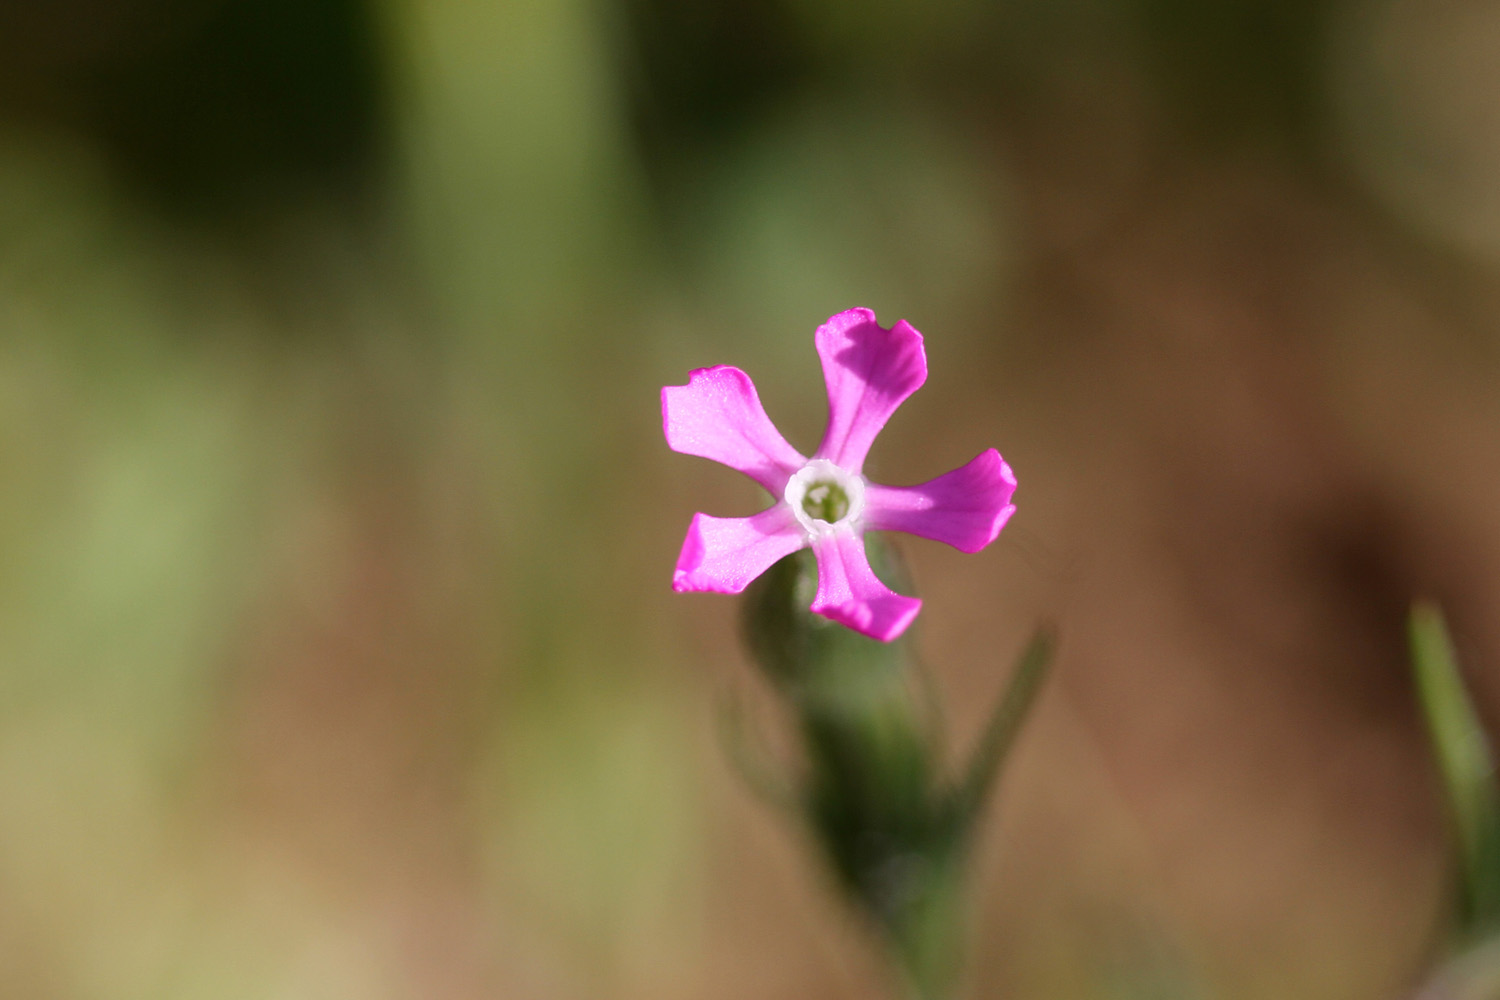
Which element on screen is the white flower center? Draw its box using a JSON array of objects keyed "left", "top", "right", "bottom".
[{"left": 784, "top": 459, "right": 865, "bottom": 539}]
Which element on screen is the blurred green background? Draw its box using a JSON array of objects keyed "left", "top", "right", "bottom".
[{"left": 4, "top": 0, "right": 1500, "bottom": 997}]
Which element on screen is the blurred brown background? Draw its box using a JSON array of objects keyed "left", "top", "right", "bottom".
[{"left": 2, "top": 0, "right": 1499, "bottom": 997}]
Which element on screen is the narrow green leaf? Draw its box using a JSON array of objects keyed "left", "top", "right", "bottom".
[
  {"left": 1410, "top": 601, "right": 1500, "bottom": 938},
  {"left": 950, "top": 626, "right": 1054, "bottom": 833}
]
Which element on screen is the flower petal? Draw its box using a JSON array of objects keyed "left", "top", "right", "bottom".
[
  {"left": 812, "top": 308, "right": 927, "bottom": 474},
  {"left": 663, "top": 366, "right": 807, "bottom": 494},
  {"left": 864, "top": 449, "right": 1017, "bottom": 553},
  {"left": 809, "top": 531, "right": 922, "bottom": 641},
  {"left": 672, "top": 505, "right": 805, "bottom": 594}
]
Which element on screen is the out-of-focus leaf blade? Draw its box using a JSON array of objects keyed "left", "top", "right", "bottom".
[
  {"left": 1410, "top": 601, "right": 1500, "bottom": 938},
  {"left": 950, "top": 626, "right": 1054, "bottom": 833}
]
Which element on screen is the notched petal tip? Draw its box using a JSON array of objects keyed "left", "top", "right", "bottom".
[
  {"left": 809, "top": 532, "right": 923, "bottom": 641},
  {"left": 959, "top": 450, "right": 1019, "bottom": 552},
  {"left": 671, "top": 508, "right": 804, "bottom": 595},
  {"left": 974, "top": 502, "right": 1017, "bottom": 553},
  {"left": 660, "top": 366, "right": 746, "bottom": 446},
  {"left": 819, "top": 306, "right": 879, "bottom": 333},
  {"left": 996, "top": 452, "right": 1020, "bottom": 488},
  {"left": 863, "top": 448, "right": 1018, "bottom": 553},
  {"left": 662, "top": 366, "right": 806, "bottom": 494},
  {"left": 670, "top": 513, "right": 713, "bottom": 592},
  {"left": 812, "top": 309, "right": 929, "bottom": 473},
  {"left": 812, "top": 592, "right": 923, "bottom": 642}
]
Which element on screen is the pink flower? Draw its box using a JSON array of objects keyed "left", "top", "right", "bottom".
[{"left": 663, "top": 308, "right": 1017, "bottom": 642}]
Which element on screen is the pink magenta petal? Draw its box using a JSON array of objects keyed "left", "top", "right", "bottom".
[
  {"left": 864, "top": 449, "right": 1017, "bottom": 553},
  {"left": 811, "top": 308, "right": 927, "bottom": 475},
  {"left": 673, "top": 505, "right": 806, "bottom": 594},
  {"left": 663, "top": 366, "right": 807, "bottom": 494},
  {"left": 809, "top": 532, "right": 922, "bottom": 641}
]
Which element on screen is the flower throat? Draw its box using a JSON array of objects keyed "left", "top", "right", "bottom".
[{"left": 801, "top": 481, "right": 850, "bottom": 524}]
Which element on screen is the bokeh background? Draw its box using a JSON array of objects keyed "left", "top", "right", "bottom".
[{"left": 4, "top": 0, "right": 1500, "bottom": 997}]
